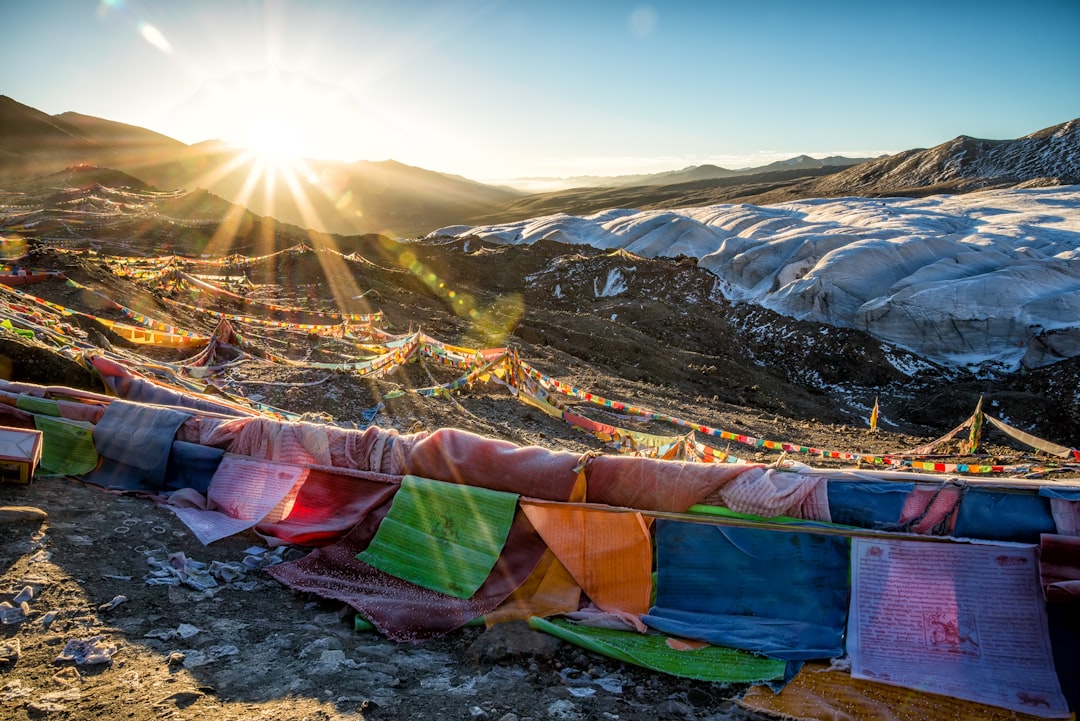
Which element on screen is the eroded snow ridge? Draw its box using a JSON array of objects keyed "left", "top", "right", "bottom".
[{"left": 429, "top": 187, "right": 1080, "bottom": 371}]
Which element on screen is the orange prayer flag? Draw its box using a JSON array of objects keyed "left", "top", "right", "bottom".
[
  {"left": 484, "top": 549, "right": 581, "bottom": 625},
  {"left": 740, "top": 661, "right": 1051, "bottom": 721},
  {"left": 521, "top": 500, "right": 653, "bottom": 616}
]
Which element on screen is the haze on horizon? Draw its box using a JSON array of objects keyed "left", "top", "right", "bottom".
[{"left": 2, "top": 0, "right": 1079, "bottom": 185}]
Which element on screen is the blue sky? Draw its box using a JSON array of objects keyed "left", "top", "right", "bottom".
[{"left": 3, "top": 0, "right": 1078, "bottom": 182}]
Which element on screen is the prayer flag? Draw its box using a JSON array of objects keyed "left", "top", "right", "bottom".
[{"left": 357, "top": 475, "right": 519, "bottom": 599}]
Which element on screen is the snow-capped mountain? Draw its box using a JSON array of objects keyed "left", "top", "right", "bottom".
[{"left": 429, "top": 186, "right": 1080, "bottom": 372}]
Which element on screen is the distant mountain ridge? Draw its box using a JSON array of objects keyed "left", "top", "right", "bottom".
[
  {"left": 510, "top": 154, "right": 874, "bottom": 190},
  {"left": 491, "top": 118, "right": 1080, "bottom": 220},
  {"left": 55, "top": 111, "right": 187, "bottom": 153},
  {"left": 811, "top": 119, "right": 1080, "bottom": 196},
  {"left": 1, "top": 94, "right": 1077, "bottom": 236},
  {"left": 0, "top": 95, "right": 524, "bottom": 238},
  {"left": 0, "top": 96, "right": 107, "bottom": 177}
]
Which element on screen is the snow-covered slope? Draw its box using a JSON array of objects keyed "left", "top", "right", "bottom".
[{"left": 429, "top": 187, "right": 1080, "bottom": 371}]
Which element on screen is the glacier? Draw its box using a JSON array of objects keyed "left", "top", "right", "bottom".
[{"left": 429, "top": 187, "right": 1080, "bottom": 371}]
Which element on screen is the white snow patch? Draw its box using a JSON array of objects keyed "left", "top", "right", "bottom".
[
  {"left": 429, "top": 187, "right": 1080, "bottom": 371},
  {"left": 594, "top": 268, "right": 629, "bottom": 298}
]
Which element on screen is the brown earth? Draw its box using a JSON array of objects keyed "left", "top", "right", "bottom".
[{"left": 0, "top": 181, "right": 1076, "bottom": 720}]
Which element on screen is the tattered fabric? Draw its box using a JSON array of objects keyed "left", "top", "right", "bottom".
[
  {"left": 169, "top": 455, "right": 307, "bottom": 544},
  {"left": 1041, "top": 487, "right": 1080, "bottom": 536},
  {"left": 357, "top": 475, "right": 519, "bottom": 599},
  {"left": 1041, "top": 534, "right": 1080, "bottom": 712},
  {"left": 34, "top": 416, "right": 98, "bottom": 477},
  {"left": 825, "top": 480, "right": 913, "bottom": 529},
  {"left": 584, "top": 454, "right": 756, "bottom": 512},
  {"left": 898, "top": 483, "right": 963, "bottom": 535},
  {"left": 92, "top": 358, "right": 254, "bottom": 417},
  {"left": 953, "top": 488, "right": 1056, "bottom": 543},
  {"left": 403, "top": 428, "right": 582, "bottom": 500},
  {"left": 84, "top": 399, "right": 191, "bottom": 491},
  {"left": 709, "top": 467, "right": 825, "bottom": 518},
  {"left": 255, "top": 468, "right": 400, "bottom": 547},
  {"left": 267, "top": 502, "right": 549, "bottom": 642},
  {"left": 530, "top": 617, "right": 789, "bottom": 685},
  {"left": 16, "top": 395, "right": 60, "bottom": 417},
  {"left": 644, "top": 520, "right": 849, "bottom": 661},
  {"left": 483, "top": 549, "right": 581, "bottom": 624},
  {"left": 521, "top": 500, "right": 653, "bottom": 615},
  {"left": 163, "top": 440, "right": 224, "bottom": 494},
  {"left": 739, "top": 661, "right": 1052, "bottom": 721}
]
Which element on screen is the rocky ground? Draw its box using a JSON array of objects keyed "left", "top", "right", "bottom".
[
  {"left": 0, "top": 179, "right": 1076, "bottom": 720},
  {"left": 0, "top": 476, "right": 776, "bottom": 721}
]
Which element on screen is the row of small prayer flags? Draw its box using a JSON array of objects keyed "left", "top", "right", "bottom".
[
  {"left": 6, "top": 256, "right": 1072, "bottom": 476},
  {"left": 177, "top": 272, "right": 381, "bottom": 322},
  {"left": 516, "top": 359, "right": 1042, "bottom": 475}
]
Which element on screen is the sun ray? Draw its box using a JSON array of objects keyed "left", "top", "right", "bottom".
[
  {"left": 202, "top": 158, "right": 265, "bottom": 257},
  {"left": 183, "top": 150, "right": 264, "bottom": 198},
  {"left": 274, "top": 162, "right": 366, "bottom": 313}
]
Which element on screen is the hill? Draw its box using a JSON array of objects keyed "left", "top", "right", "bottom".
[
  {"left": 475, "top": 166, "right": 852, "bottom": 223},
  {"left": 5, "top": 95, "right": 1076, "bottom": 240},
  {"left": 510, "top": 155, "right": 873, "bottom": 191},
  {"left": 431, "top": 186, "right": 1080, "bottom": 374},
  {"left": 0, "top": 167, "right": 1078, "bottom": 721},
  {"left": 54, "top": 110, "right": 188, "bottom": 159},
  {"left": 808, "top": 118, "right": 1080, "bottom": 197},
  {"left": 3, "top": 172, "right": 1078, "bottom": 444},
  {"left": 481, "top": 119, "right": 1080, "bottom": 221},
  {"left": 0, "top": 95, "right": 107, "bottom": 180},
  {"left": 0, "top": 96, "right": 524, "bottom": 239}
]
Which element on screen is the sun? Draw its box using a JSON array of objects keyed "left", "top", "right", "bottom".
[{"left": 241, "top": 116, "right": 305, "bottom": 162}]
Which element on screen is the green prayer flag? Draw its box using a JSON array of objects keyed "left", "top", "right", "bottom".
[
  {"left": 357, "top": 475, "right": 519, "bottom": 599},
  {"left": 34, "top": 416, "right": 99, "bottom": 476},
  {"left": 529, "top": 617, "right": 788, "bottom": 684},
  {"left": 16, "top": 395, "right": 61, "bottom": 417}
]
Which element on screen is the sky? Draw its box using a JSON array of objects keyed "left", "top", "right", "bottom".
[{"left": 3, "top": 0, "right": 1079, "bottom": 184}]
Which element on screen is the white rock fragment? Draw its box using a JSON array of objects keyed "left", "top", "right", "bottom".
[
  {"left": 97, "top": 595, "right": 127, "bottom": 612},
  {"left": 55, "top": 636, "right": 118, "bottom": 665},
  {"left": 0, "top": 637, "right": 21, "bottom": 664},
  {"left": 0, "top": 680, "right": 33, "bottom": 702},
  {"left": 176, "top": 623, "right": 201, "bottom": 639},
  {"left": 0, "top": 601, "right": 27, "bottom": 624}
]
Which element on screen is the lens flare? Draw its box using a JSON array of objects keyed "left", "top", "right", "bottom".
[
  {"left": 0, "top": 236, "right": 28, "bottom": 260},
  {"left": 138, "top": 22, "right": 172, "bottom": 54},
  {"left": 395, "top": 250, "right": 524, "bottom": 345}
]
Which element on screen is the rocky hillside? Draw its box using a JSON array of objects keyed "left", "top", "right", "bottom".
[
  {"left": 487, "top": 118, "right": 1080, "bottom": 216},
  {"left": 3, "top": 171, "right": 1080, "bottom": 450},
  {"left": 430, "top": 187, "right": 1080, "bottom": 374},
  {"left": 0, "top": 96, "right": 107, "bottom": 180},
  {"left": 811, "top": 118, "right": 1080, "bottom": 196}
]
